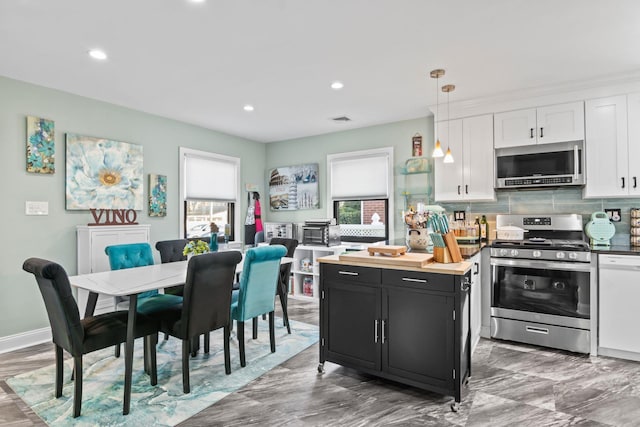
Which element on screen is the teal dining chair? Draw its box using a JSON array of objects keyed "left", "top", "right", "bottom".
[
  {"left": 105, "top": 243, "right": 182, "bottom": 356},
  {"left": 231, "top": 245, "right": 287, "bottom": 367}
]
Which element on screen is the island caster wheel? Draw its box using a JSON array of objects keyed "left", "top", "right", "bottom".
[
  {"left": 450, "top": 402, "right": 459, "bottom": 413},
  {"left": 317, "top": 363, "right": 325, "bottom": 373},
  {"left": 464, "top": 378, "right": 470, "bottom": 387}
]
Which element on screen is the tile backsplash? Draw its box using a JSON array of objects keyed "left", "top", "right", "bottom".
[{"left": 439, "top": 187, "right": 639, "bottom": 245}]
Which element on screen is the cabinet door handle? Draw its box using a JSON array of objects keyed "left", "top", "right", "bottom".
[
  {"left": 338, "top": 271, "right": 358, "bottom": 276},
  {"left": 402, "top": 277, "right": 427, "bottom": 283},
  {"left": 473, "top": 262, "right": 479, "bottom": 275},
  {"left": 374, "top": 319, "right": 379, "bottom": 343},
  {"left": 465, "top": 184, "right": 469, "bottom": 194},
  {"left": 622, "top": 177, "right": 626, "bottom": 189},
  {"left": 381, "top": 320, "right": 386, "bottom": 344},
  {"left": 540, "top": 127, "right": 544, "bottom": 138},
  {"left": 457, "top": 185, "right": 461, "bottom": 195},
  {"left": 530, "top": 128, "right": 534, "bottom": 138},
  {"left": 634, "top": 177, "right": 637, "bottom": 189}
]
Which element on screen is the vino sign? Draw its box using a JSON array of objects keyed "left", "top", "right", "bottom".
[{"left": 88, "top": 208, "right": 138, "bottom": 226}]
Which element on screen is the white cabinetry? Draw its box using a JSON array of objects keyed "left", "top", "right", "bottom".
[
  {"left": 584, "top": 94, "right": 640, "bottom": 198},
  {"left": 494, "top": 102, "right": 584, "bottom": 148},
  {"left": 76, "top": 225, "right": 151, "bottom": 315},
  {"left": 291, "top": 245, "right": 345, "bottom": 299},
  {"left": 598, "top": 254, "right": 640, "bottom": 361},
  {"left": 468, "top": 252, "right": 482, "bottom": 354},
  {"left": 434, "top": 114, "right": 495, "bottom": 202}
]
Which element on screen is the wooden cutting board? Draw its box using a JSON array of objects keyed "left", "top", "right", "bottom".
[
  {"left": 367, "top": 245, "right": 407, "bottom": 257},
  {"left": 339, "top": 250, "right": 433, "bottom": 268}
]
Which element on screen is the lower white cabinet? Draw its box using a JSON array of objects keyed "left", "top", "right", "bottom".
[
  {"left": 469, "top": 252, "right": 482, "bottom": 354},
  {"left": 291, "top": 245, "right": 345, "bottom": 299},
  {"left": 598, "top": 254, "right": 640, "bottom": 360},
  {"left": 76, "top": 224, "right": 151, "bottom": 315}
]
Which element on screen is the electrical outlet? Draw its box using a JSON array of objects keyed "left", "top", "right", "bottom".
[
  {"left": 605, "top": 208, "right": 621, "bottom": 222},
  {"left": 454, "top": 211, "right": 465, "bottom": 221}
]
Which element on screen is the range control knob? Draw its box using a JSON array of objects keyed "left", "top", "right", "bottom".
[
  {"left": 510, "top": 249, "right": 519, "bottom": 257},
  {"left": 532, "top": 250, "right": 542, "bottom": 258},
  {"left": 568, "top": 252, "right": 578, "bottom": 260},
  {"left": 500, "top": 249, "right": 508, "bottom": 256},
  {"left": 556, "top": 252, "right": 566, "bottom": 259}
]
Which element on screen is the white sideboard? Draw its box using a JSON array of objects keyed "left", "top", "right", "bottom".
[{"left": 76, "top": 224, "right": 151, "bottom": 315}]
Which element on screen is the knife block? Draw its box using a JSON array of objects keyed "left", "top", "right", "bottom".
[
  {"left": 442, "top": 231, "right": 463, "bottom": 262},
  {"left": 433, "top": 246, "right": 453, "bottom": 263}
]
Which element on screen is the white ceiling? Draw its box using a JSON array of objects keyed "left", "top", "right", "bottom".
[{"left": 2, "top": 0, "right": 640, "bottom": 143}]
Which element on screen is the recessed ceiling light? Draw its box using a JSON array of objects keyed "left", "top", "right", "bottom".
[
  {"left": 88, "top": 49, "right": 107, "bottom": 60},
  {"left": 331, "top": 81, "right": 344, "bottom": 90},
  {"left": 190, "top": 0, "right": 206, "bottom": 2},
  {"left": 243, "top": 105, "right": 254, "bottom": 112}
]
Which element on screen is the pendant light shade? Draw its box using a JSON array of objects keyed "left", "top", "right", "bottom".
[
  {"left": 443, "top": 147, "right": 454, "bottom": 163},
  {"left": 430, "top": 69, "right": 445, "bottom": 158}
]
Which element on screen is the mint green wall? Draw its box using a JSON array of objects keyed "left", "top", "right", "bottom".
[
  {"left": 265, "top": 117, "right": 434, "bottom": 239},
  {"left": 0, "top": 76, "right": 266, "bottom": 338}
]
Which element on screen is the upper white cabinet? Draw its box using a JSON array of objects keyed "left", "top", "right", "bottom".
[
  {"left": 434, "top": 114, "right": 495, "bottom": 202},
  {"left": 584, "top": 94, "right": 640, "bottom": 198},
  {"left": 494, "top": 102, "right": 584, "bottom": 148}
]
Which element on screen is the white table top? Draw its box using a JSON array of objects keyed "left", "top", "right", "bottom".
[{"left": 68, "top": 256, "right": 292, "bottom": 297}]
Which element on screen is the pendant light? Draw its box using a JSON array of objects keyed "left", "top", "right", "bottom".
[
  {"left": 442, "top": 84, "right": 455, "bottom": 163},
  {"left": 430, "top": 69, "right": 445, "bottom": 158}
]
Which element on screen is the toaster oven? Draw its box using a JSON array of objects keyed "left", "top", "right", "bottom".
[{"left": 302, "top": 220, "right": 341, "bottom": 246}]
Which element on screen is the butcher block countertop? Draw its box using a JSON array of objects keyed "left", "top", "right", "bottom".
[{"left": 318, "top": 251, "right": 472, "bottom": 275}]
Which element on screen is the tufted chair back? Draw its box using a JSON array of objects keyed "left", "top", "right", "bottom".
[
  {"left": 155, "top": 239, "right": 188, "bottom": 263},
  {"left": 105, "top": 243, "right": 157, "bottom": 300},
  {"left": 232, "top": 245, "right": 286, "bottom": 322}
]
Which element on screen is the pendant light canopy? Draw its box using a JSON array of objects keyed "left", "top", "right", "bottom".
[
  {"left": 442, "top": 84, "right": 455, "bottom": 164},
  {"left": 430, "top": 69, "right": 445, "bottom": 158}
]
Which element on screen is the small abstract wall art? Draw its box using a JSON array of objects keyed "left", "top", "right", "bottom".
[
  {"left": 268, "top": 163, "right": 319, "bottom": 210},
  {"left": 66, "top": 133, "right": 144, "bottom": 210},
  {"left": 148, "top": 174, "right": 167, "bottom": 217},
  {"left": 26, "top": 116, "right": 55, "bottom": 174}
]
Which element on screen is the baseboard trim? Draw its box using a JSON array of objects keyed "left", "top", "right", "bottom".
[{"left": 0, "top": 327, "right": 51, "bottom": 354}]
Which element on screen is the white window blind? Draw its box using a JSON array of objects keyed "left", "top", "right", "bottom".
[
  {"left": 330, "top": 151, "right": 391, "bottom": 199},
  {"left": 184, "top": 153, "right": 237, "bottom": 201}
]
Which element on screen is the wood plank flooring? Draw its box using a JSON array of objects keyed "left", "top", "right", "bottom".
[{"left": 2, "top": 299, "right": 640, "bottom": 426}]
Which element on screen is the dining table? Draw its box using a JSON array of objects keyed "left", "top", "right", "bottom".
[{"left": 67, "top": 253, "right": 293, "bottom": 415}]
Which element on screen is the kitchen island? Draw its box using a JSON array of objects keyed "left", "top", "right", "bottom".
[{"left": 317, "top": 253, "right": 472, "bottom": 411}]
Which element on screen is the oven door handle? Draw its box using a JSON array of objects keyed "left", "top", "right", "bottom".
[{"left": 490, "top": 257, "right": 590, "bottom": 272}]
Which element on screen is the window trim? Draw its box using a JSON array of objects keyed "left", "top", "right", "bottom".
[
  {"left": 179, "top": 147, "right": 241, "bottom": 240},
  {"left": 326, "top": 147, "right": 394, "bottom": 242}
]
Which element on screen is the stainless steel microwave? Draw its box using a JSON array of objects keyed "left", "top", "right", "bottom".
[{"left": 495, "top": 140, "right": 585, "bottom": 189}]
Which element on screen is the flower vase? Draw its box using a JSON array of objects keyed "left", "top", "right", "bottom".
[{"left": 209, "top": 234, "right": 219, "bottom": 252}]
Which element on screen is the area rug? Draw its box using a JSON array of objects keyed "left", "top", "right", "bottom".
[{"left": 7, "top": 318, "right": 318, "bottom": 426}]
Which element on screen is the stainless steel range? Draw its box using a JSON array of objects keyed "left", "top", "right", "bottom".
[{"left": 490, "top": 214, "right": 592, "bottom": 353}]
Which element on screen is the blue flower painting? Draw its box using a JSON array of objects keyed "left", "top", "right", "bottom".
[
  {"left": 149, "top": 174, "right": 167, "bottom": 217},
  {"left": 66, "top": 134, "right": 144, "bottom": 210},
  {"left": 26, "top": 116, "right": 55, "bottom": 174}
]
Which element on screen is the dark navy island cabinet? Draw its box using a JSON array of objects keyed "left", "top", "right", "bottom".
[{"left": 318, "top": 262, "right": 471, "bottom": 411}]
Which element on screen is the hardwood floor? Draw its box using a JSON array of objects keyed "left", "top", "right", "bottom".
[{"left": 2, "top": 299, "right": 640, "bottom": 426}]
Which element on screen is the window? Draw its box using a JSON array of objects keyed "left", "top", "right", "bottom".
[
  {"left": 334, "top": 199, "right": 389, "bottom": 243},
  {"left": 179, "top": 147, "right": 240, "bottom": 241},
  {"left": 327, "top": 147, "right": 394, "bottom": 242},
  {"left": 184, "top": 200, "right": 234, "bottom": 241}
]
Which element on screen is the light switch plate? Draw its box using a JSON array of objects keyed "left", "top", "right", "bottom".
[
  {"left": 454, "top": 210, "right": 465, "bottom": 221},
  {"left": 25, "top": 201, "right": 49, "bottom": 215},
  {"left": 604, "top": 208, "right": 621, "bottom": 222}
]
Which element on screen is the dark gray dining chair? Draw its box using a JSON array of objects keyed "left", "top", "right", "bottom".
[
  {"left": 22, "top": 257, "right": 159, "bottom": 418},
  {"left": 147, "top": 251, "right": 242, "bottom": 393}
]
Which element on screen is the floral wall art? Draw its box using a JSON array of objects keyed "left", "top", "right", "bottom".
[
  {"left": 148, "top": 173, "right": 167, "bottom": 217},
  {"left": 65, "top": 133, "right": 144, "bottom": 210},
  {"left": 26, "top": 116, "right": 55, "bottom": 174},
  {"left": 268, "top": 163, "right": 318, "bottom": 210}
]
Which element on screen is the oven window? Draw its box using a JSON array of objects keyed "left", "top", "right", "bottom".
[{"left": 492, "top": 265, "right": 589, "bottom": 318}]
